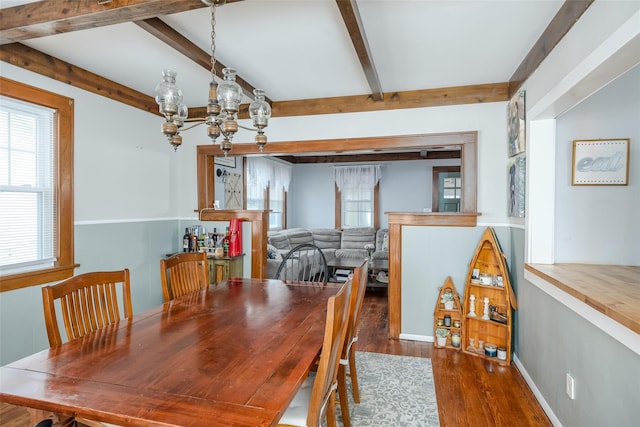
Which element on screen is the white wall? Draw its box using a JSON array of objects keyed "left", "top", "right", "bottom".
[
  {"left": 288, "top": 158, "right": 459, "bottom": 229},
  {"left": 555, "top": 65, "right": 640, "bottom": 265}
]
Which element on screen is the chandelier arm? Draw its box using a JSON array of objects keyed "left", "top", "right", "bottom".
[
  {"left": 179, "top": 121, "right": 207, "bottom": 132},
  {"left": 237, "top": 124, "right": 261, "bottom": 132}
]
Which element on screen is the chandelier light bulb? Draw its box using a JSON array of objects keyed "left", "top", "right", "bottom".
[
  {"left": 249, "top": 89, "right": 271, "bottom": 129},
  {"left": 155, "top": 69, "right": 182, "bottom": 116},
  {"left": 217, "top": 68, "right": 243, "bottom": 115}
]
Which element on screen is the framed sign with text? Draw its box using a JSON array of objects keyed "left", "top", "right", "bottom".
[{"left": 572, "top": 139, "right": 629, "bottom": 186}]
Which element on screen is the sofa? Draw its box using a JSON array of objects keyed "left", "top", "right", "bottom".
[{"left": 266, "top": 227, "right": 388, "bottom": 279}]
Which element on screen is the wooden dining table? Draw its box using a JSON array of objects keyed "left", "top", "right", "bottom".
[{"left": 0, "top": 278, "right": 342, "bottom": 426}]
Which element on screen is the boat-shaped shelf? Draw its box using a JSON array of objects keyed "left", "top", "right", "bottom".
[
  {"left": 433, "top": 276, "right": 463, "bottom": 350},
  {"left": 461, "top": 227, "right": 517, "bottom": 365}
]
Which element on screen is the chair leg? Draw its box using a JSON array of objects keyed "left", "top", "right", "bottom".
[
  {"left": 326, "top": 391, "right": 337, "bottom": 427},
  {"left": 337, "top": 363, "right": 351, "bottom": 427},
  {"left": 349, "top": 348, "right": 361, "bottom": 403}
]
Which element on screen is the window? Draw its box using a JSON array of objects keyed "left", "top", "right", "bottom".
[
  {"left": 335, "top": 165, "right": 381, "bottom": 228},
  {"left": 0, "top": 78, "right": 75, "bottom": 292},
  {"left": 245, "top": 157, "right": 291, "bottom": 231}
]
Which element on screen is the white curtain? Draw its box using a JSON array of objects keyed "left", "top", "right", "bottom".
[
  {"left": 246, "top": 157, "right": 292, "bottom": 192},
  {"left": 334, "top": 165, "right": 382, "bottom": 192}
]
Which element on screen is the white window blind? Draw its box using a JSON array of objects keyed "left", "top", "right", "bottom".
[
  {"left": 246, "top": 157, "right": 291, "bottom": 230},
  {"left": 0, "top": 96, "right": 56, "bottom": 274}
]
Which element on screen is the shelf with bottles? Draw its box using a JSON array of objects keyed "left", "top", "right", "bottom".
[
  {"left": 461, "top": 227, "right": 517, "bottom": 365},
  {"left": 433, "top": 277, "right": 463, "bottom": 350}
]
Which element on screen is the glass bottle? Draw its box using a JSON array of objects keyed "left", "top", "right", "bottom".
[{"left": 183, "top": 228, "right": 190, "bottom": 252}]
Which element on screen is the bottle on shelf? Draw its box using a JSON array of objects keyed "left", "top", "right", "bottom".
[
  {"left": 183, "top": 228, "right": 190, "bottom": 252},
  {"left": 222, "top": 227, "right": 230, "bottom": 256}
]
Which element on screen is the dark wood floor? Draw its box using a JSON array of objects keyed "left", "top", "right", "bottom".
[{"left": 0, "top": 289, "right": 551, "bottom": 427}]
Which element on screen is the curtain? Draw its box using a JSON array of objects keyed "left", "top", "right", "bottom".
[
  {"left": 334, "top": 165, "right": 382, "bottom": 192},
  {"left": 246, "top": 157, "right": 292, "bottom": 192}
]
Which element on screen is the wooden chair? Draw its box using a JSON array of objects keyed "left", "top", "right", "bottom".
[
  {"left": 42, "top": 269, "right": 133, "bottom": 348},
  {"left": 275, "top": 243, "right": 329, "bottom": 284},
  {"left": 336, "top": 260, "right": 368, "bottom": 427},
  {"left": 160, "top": 252, "right": 209, "bottom": 302},
  {"left": 278, "top": 278, "right": 353, "bottom": 427},
  {"left": 42, "top": 269, "right": 132, "bottom": 427}
]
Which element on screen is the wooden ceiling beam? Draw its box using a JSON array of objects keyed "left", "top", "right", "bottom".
[
  {"left": 0, "top": 0, "right": 219, "bottom": 44},
  {"left": 335, "top": 0, "right": 384, "bottom": 102},
  {"left": 508, "top": 0, "right": 594, "bottom": 96},
  {"left": 275, "top": 150, "right": 461, "bottom": 164},
  {"left": 0, "top": 42, "right": 160, "bottom": 116},
  {"left": 135, "top": 17, "right": 266, "bottom": 101},
  {"left": 198, "top": 131, "right": 476, "bottom": 157}
]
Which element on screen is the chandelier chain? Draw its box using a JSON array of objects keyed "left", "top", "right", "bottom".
[{"left": 210, "top": 3, "right": 216, "bottom": 79}]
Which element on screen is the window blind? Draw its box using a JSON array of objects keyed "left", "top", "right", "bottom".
[{"left": 0, "top": 96, "right": 56, "bottom": 274}]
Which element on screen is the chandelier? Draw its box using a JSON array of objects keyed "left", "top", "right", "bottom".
[{"left": 154, "top": 0, "right": 271, "bottom": 154}]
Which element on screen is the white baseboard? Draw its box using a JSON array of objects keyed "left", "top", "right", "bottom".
[
  {"left": 513, "top": 354, "right": 562, "bottom": 427},
  {"left": 399, "top": 333, "right": 433, "bottom": 342}
]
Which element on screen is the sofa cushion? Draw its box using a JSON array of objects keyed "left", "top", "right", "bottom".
[
  {"left": 268, "top": 231, "right": 291, "bottom": 250},
  {"left": 286, "top": 228, "right": 314, "bottom": 248},
  {"left": 340, "top": 227, "right": 376, "bottom": 249},
  {"left": 335, "top": 248, "right": 368, "bottom": 260},
  {"left": 376, "top": 228, "right": 389, "bottom": 251},
  {"left": 311, "top": 228, "right": 342, "bottom": 249},
  {"left": 266, "top": 244, "right": 282, "bottom": 260}
]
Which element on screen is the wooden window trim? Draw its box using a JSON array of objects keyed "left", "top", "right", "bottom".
[{"left": 0, "top": 77, "right": 77, "bottom": 292}]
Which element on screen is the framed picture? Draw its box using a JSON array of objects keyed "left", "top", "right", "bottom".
[
  {"left": 508, "top": 154, "right": 525, "bottom": 218},
  {"left": 214, "top": 156, "right": 236, "bottom": 168},
  {"left": 572, "top": 139, "right": 629, "bottom": 185},
  {"left": 507, "top": 90, "right": 525, "bottom": 157}
]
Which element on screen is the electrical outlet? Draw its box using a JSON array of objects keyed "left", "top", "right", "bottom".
[{"left": 566, "top": 373, "right": 576, "bottom": 399}]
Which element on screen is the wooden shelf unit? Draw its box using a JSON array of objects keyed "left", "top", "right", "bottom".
[
  {"left": 433, "top": 277, "right": 463, "bottom": 350},
  {"left": 461, "top": 227, "right": 517, "bottom": 365}
]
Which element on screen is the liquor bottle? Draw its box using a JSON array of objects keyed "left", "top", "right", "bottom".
[
  {"left": 189, "top": 231, "right": 197, "bottom": 253},
  {"left": 222, "top": 227, "right": 230, "bottom": 256},
  {"left": 183, "top": 228, "right": 190, "bottom": 252}
]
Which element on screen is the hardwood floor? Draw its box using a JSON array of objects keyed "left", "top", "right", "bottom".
[{"left": 0, "top": 289, "right": 551, "bottom": 427}]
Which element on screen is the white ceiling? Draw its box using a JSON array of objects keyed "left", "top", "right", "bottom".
[{"left": 5, "top": 0, "right": 564, "bottom": 109}]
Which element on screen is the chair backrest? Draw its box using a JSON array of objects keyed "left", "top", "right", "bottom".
[
  {"left": 42, "top": 269, "right": 132, "bottom": 347},
  {"left": 307, "top": 278, "right": 352, "bottom": 427},
  {"left": 275, "top": 243, "right": 329, "bottom": 284},
  {"left": 343, "top": 260, "right": 368, "bottom": 359},
  {"left": 160, "top": 252, "right": 209, "bottom": 302}
]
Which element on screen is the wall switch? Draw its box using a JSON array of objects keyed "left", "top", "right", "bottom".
[{"left": 566, "top": 373, "right": 576, "bottom": 399}]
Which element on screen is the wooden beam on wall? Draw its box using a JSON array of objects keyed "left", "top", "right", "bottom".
[
  {"left": 0, "top": 43, "right": 160, "bottom": 116},
  {"left": 508, "top": 0, "right": 595, "bottom": 96}
]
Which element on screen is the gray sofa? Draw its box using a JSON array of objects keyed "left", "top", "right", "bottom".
[{"left": 266, "top": 227, "right": 388, "bottom": 279}]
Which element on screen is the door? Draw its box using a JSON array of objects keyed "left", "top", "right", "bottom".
[{"left": 432, "top": 166, "right": 461, "bottom": 212}]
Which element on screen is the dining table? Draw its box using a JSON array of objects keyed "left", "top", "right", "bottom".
[{"left": 0, "top": 278, "right": 343, "bottom": 426}]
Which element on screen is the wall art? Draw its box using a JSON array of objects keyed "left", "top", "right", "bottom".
[
  {"left": 507, "top": 90, "right": 525, "bottom": 157},
  {"left": 508, "top": 154, "right": 526, "bottom": 218},
  {"left": 572, "top": 139, "right": 629, "bottom": 185}
]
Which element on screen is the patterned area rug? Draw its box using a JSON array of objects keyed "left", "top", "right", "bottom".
[{"left": 336, "top": 351, "right": 440, "bottom": 426}]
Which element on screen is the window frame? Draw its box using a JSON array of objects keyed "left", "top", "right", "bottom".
[
  {"left": 0, "top": 77, "right": 76, "bottom": 292},
  {"left": 335, "top": 182, "right": 380, "bottom": 229}
]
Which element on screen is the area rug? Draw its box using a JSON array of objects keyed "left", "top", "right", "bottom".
[{"left": 336, "top": 351, "right": 440, "bottom": 426}]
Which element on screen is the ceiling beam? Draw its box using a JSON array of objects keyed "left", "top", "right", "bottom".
[
  {"left": 198, "top": 131, "right": 477, "bottom": 157},
  {"left": 0, "top": 0, "right": 224, "bottom": 44},
  {"left": 275, "top": 150, "right": 461, "bottom": 164},
  {"left": 0, "top": 42, "right": 160, "bottom": 116},
  {"left": 135, "top": 18, "right": 267, "bottom": 101},
  {"left": 335, "top": 0, "right": 384, "bottom": 102},
  {"left": 508, "top": 0, "right": 595, "bottom": 96}
]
